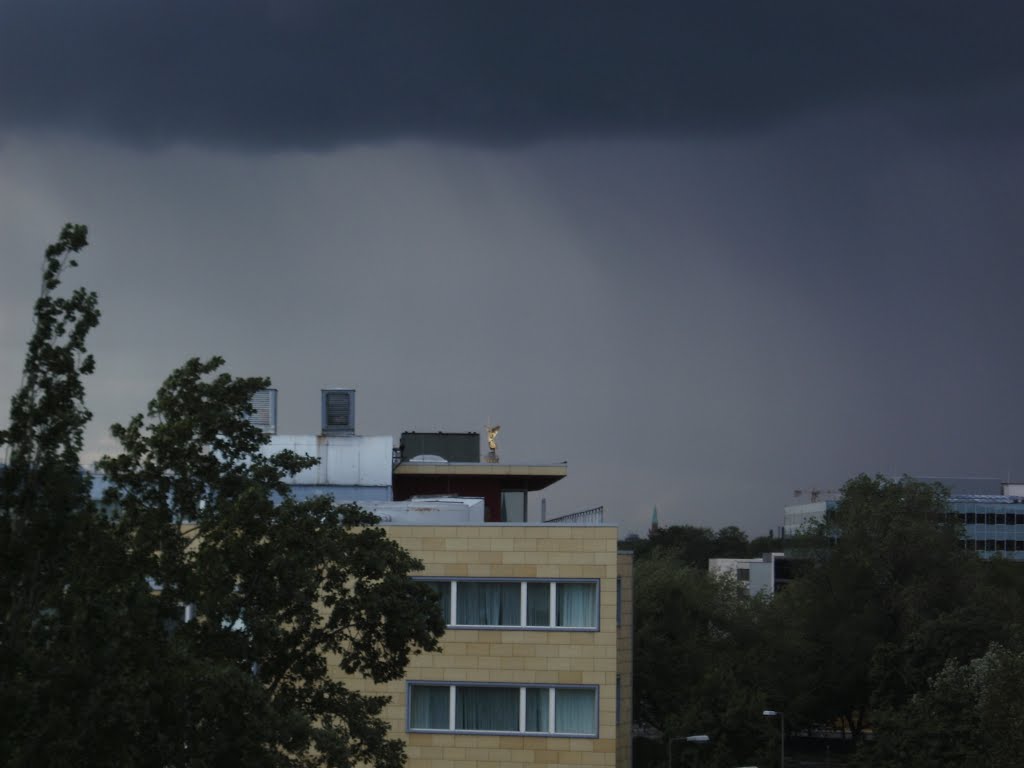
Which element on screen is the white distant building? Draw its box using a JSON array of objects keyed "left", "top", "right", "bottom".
[{"left": 709, "top": 553, "right": 787, "bottom": 596}]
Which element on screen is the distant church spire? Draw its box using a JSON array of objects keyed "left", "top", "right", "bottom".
[{"left": 649, "top": 505, "right": 659, "bottom": 535}]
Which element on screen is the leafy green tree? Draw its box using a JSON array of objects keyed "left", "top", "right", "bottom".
[
  {"left": 626, "top": 524, "right": 752, "bottom": 568},
  {"left": 746, "top": 534, "right": 778, "bottom": 555},
  {"left": 628, "top": 477, "right": 1024, "bottom": 766},
  {"left": 867, "top": 643, "right": 1024, "bottom": 768},
  {"left": 713, "top": 525, "right": 750, "bottom": 558},
  {"left": 634, "top": 553, "right": 770, "bottom": 767},
  {"left": 2, "top": 225, "right": 445, "bottom": 768},
  {"left": 771, "top": 474, "right": 987, "bottom": 740},
  {"left": 1, "top": 225, "right": 168, "bottom": 766},
  {"left": 98, "top": 356, "right": 445, "bottom": 768}
]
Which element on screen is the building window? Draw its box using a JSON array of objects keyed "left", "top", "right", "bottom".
[
  {"left": 424, "top": 581, "right": 452, "bottom": 624},
  {"left": 525, "top": 687, "right": 549, "bottom": 732},
  {"left": 557, "top": 582, "right": 597, "bottom": 627},
  {"left": 409, "top": 684, "right": 450, "bottom": 730},
  {"left": 555, "top": 688, "right": 596, "bottom": 734},
  {"left": 456, "top": 581, "right": 521, "bottom": 626},
  {"left": 526, "top": 582, "right": 551, "bottom": 625},
  {"left": 418, "top": 579, "right": 599, "bottom": 630},
  {"left": 501, "top": 490, "right": 527, "bottom": 522},
  {"left": 408, "top": 683, "right": 598, "bottom": 737},
  {"left": 457, "top": 686, "right": 520, "bottom": 731}
]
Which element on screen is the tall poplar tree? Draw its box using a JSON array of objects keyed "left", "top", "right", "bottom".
[{"left": 0, "top": 224, "right": 164, "bottom": 765}]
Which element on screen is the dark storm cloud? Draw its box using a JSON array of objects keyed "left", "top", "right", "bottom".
[{"left": 2, "top": 1, "right": 1022, "bottom": 149}]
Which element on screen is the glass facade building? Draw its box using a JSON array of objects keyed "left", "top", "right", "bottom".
[
  {"left": 949, "top": 495, "right": 1024, "bottom": 560},
  {"left": 786, "top": 492, "right": 1024, "bottom": 561}
]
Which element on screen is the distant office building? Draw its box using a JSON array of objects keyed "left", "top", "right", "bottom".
[
  {"left": 783, "top": 500, "right": 836, "bottom": 537},
  {"left": 783, "top": 477, "right": 1024, "bottom": 562},
  {"left": 951, "top": 491, "right": 1024, "bottom": 560}
]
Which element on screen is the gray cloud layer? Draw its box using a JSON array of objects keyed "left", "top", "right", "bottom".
[
  {"left": 2, "top": 1, "right": 1023, "bottom": 148},
  {"left": 3, "top": 119, "right": 1024, "bottom": 535},
  {"left": 2, "top": 3, "right": 1024, "bottom": 536}
]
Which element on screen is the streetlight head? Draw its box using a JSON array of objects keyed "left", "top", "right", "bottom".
[
  {"left": 762, "top": 709, "right": 778, "bottom": 717},
  {"left": 685, "top": 734, "right": 710, "bottom": 743}
]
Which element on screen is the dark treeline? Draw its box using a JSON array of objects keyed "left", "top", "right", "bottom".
[
  {"left": 627, "top": 476, "right": 1024, "bottom": 768},
  {"left": 621, "top": 522, "right": 786, "bottom": 567}
]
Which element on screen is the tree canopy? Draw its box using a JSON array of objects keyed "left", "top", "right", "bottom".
[
  {"left": 868, "top": 643, "right": 1024, "bottom": 768},
  {"left": 634, "top": 554, "right": 771, "bottom": 767},
  {"left": 630, "top": 474, "right": 1024, "bottom": 768},
  {"left": 622, "top": 523, "right": 757, "bottom": 567},
  {"left": 1, "top": 225, "right": 444, "bottom": 767},
  {"left": 0, "top": 224, "right": 156, "bottom": 765}
]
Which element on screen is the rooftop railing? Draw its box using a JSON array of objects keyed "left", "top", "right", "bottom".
[{"left": 543, "top": 505, "right": 604, "bottom": 524}]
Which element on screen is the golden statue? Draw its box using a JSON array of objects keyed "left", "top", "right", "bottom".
[{"left": 486, "top": 425, "right": 500, "bottom": 452}]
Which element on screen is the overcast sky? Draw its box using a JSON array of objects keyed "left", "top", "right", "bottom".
[{"left": 2, "top": 2, "right": 1024, "bottom": 536}]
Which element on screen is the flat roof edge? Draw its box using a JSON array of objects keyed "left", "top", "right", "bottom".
[{"left": 393, "top": 463, "right": 568, "bottom": 478}]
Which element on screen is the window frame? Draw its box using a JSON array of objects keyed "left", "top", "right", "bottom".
[
  {"left": 416, "top": 577, "right": 600, "bottom": 631},
  {"left": 407, "top": 682, "right": 599, "bottom": 738}
]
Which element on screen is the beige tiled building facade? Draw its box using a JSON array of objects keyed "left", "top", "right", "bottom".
[
  {"left": 339, "top": 524, "right": 633, "bottom": 768},
  {"left": 255, "top": 408, "right": 634, "bottom": 768}
]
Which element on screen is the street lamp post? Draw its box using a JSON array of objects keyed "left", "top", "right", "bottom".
[
  {"left": 668, "top": 734, "right": 710, "bottom": 768},
  {"left": 763, "top": 710, "right": 784, "bottom": 768}
]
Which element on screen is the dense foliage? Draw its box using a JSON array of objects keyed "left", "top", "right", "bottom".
[
  {"left": 635, "top": 556, "right": 770, "bottom": 767},
  {"left": 633, "top": 476, "right": 1024, "bottom": 768},
  {"left": 868, "top": 643, "right": 1024, "bottom": 768},
  {"left": 0, "top": 225, "right": 444, "bottom": 768}
]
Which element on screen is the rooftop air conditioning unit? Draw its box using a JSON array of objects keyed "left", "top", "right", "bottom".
[
  {"left": 321, "top": 389, "right": 355, "bottom": 435},
  {"left": 247, "top": 388, "right": 277, "bottom": 434}
]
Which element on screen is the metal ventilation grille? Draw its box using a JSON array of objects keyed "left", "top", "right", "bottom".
[
  {"left": 321, "top": 389, "right": 355, "bottom": 434},
  {"left": 247, "top": 389, "right": 277, "bottom": 434},
  {"left": 325, "top": 392, "right": 351, "bottom": 425}
]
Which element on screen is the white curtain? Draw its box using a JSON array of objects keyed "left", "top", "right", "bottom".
[
  {"left": 456, "top": 687, "right": 519, "bottom": 731},
  {"left": 556, "top": 583, "right": 597, "bottom": 627},
  {"left": 525, "top": 687, "right": 549, "bottom": 732},
  {"left": 409, "top": 685, "right": 450, "bottom": 730},
  {"left": 554, "top": 688, "right": 596, "bottom": 735},
  {"left": 457, "top": 582, "right": 520, "bottom": 625}
]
